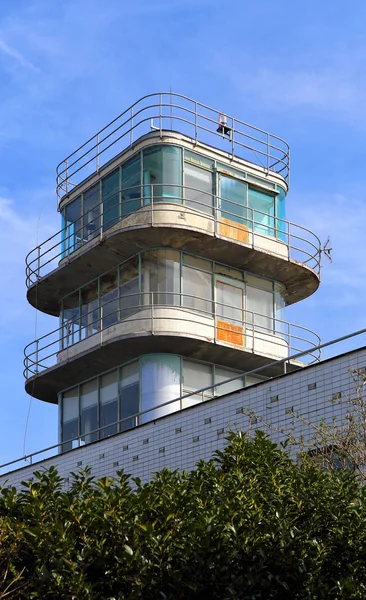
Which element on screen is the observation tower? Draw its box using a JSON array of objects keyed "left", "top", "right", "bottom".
[{"left": 24, "top": 93, "right": 321, "bottom": 452}]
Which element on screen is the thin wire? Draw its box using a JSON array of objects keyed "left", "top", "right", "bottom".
[{"left": 22, "top": 207, "right": 44, "bottom": 458}]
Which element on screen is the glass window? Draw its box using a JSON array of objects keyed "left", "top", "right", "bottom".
[
  {"left": 141, "top": 355, "right": 181, "bottom": 421},
  {"left": 120, "top": 256, "right": 139, "bottom": 318},
  {"left": 62, "top": 387, "right": 79, "bottom": 451},
  {"left": 80, "top": 380, "right": 98, "bottom": 444},
  {"left": 216, "top": 280, "right": 243, "bottom": 326},
  {"left": 102, "top": 169, "right": 120, "bottom": 231},
  {"left": 182, "top": 360, "right": 213, "bottom": 407},
  {"left": 100, "top": 370, "right": 118, "bottom": 438},
  {"left": 182, "top": 256, "right": 212, "bottom": 314},
  {"left": 61, "top": 290, "right": 80, "bottom": 348},
  {"left": 122, "top": 154, "right": 141, "bottom": 215},
  {"left": 83, "top": 184, "right": 101, "bottom": 241},
  {"left": 275, "top": 283, "right": 286, "bottom": 335},
  {"left": 120, "top": 362, "right": 140, "bottom": 431},
  {"left": 248, "top": 188, "right": 275, "bottom": 236},
  {"left": 62, "top": 197, "right": 82, "bottom": 256},
  {"left": 219, "top": 174, "right": 247, "bottom": 225},
  {"left": 143, "top": 146, "right": 182, "bottom": 204},
  {"left": 81, "top": 280, "right": 99, "bottom": 339},
  {"left": 100, "top": 269, "right": 118, "bottom": 329},
  {"left": 246, "top": 273, "right": 273, "bottom": 291},
  {"left": 246, "top": 286, "right": 274, "bottom": 332},
  {"left": 184, "top": 163, "right": 213, "bottom": 214},
  {"left": 142, "top": 250, "right": 180, "bottom": 307},
  {"left": 215, "top": 366, "right": 244, "bottom": 396},
  {"left": 275, "top": 187, "right": 286, "bottom": 241}
]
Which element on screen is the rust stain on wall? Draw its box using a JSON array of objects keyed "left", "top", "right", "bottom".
[
  {"left": 216, "top": 320, "right": 244, "bottom": 346},
  {"left": 219, "top": 218, "right": 249, "bottom": 243}
]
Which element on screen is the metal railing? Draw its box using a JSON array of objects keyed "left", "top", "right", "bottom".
[
  {"left": 6, "top": 327, "right": 366, "bottom": 477},
  {"left": 25, "top": 184, "right": 321, "bottom": 288},
  {"left": 23, "top": 291, "right": 321, "bottom": 380},
  {"left": 56, "top": 92, "right": 290, "bottom": 201}
]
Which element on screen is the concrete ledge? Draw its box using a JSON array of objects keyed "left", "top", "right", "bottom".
[{"left": 27, "top": 204, "right": 320, "bottom": 316}]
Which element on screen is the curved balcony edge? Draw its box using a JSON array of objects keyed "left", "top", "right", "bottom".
[
  {"left": 24, "top": 307, "right": 321, "bottom": 403},
  {"left": 26, "top": 201, "right": 321, "bottom": 316}
]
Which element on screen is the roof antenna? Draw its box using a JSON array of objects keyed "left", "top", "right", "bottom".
[{"left": 320, "top": 235, "right": 332, "bottom": 266}]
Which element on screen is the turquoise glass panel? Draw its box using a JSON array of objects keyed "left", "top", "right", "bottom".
[
  {"left": 63, "top": 196, "right": 82, "bottom": 257},
  {"left": 275, "top": 187, "right": 286, "bottom": 242},
  {"left": 143, "top": 145, "right": 182, "bottom": 204},
  {"left": 102, "top": 169, "right": 120, "bottom": 231},
  {"left": 122, "top": 154, "right": 141, "bottom": 215},
  {"left": 83, "top": 184, "right": 101, "bottom": 241},
  {"left": 219, "top": 174, "right": 247, "bottom": 224},
  {"left": 248, "top": 188, "right": 275, "bottom": 237}
]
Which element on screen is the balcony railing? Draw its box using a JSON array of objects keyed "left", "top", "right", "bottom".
[
  {"left": 56, "top": 92, "right": 290, "bottom": 201},
  {"left": 25, "top": 185, "right": 321, "bottom": 289},
  {"left": 24, "top": 291, "right": 321, "bottom": 381}
]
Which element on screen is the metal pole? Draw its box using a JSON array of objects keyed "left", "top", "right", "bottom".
[
  {"left": 130, "top": 106, "right": 134, "bottom": 145},
  {"left": 96, "top": 134, "right": 100, "bottom": 172}
]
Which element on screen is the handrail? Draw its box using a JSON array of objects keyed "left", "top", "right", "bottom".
[
  {"left": 23, "top": 291, "right": 321, "bottom": 380},
  {"left": 7, "top": 326, "right": 366, "bottom": 477},
  {"left": 25, "top": 184, "right": 321, "bottom": 289},
  {"left": 56, "top": 92, "right": 290, "bottom": 201}
]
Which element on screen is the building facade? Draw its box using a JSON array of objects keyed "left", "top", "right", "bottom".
[{"left": 1, "top": 93, "right": 331, "bottom": 484}]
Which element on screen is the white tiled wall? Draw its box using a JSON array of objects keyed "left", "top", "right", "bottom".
[{"left": 2, "top": 347, "right": 366, "bottom": 489}]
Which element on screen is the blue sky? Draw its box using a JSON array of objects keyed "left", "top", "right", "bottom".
[{"left": 1, "top": 0, "right": 366, "bottom": 466}]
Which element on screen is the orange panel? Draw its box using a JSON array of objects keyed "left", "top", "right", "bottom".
[
  {"left": 219, "top": 218, "right": 249, "bottom": 243},
  {"left": 217, "top": 320, "right": 244, "bottom": 346}
]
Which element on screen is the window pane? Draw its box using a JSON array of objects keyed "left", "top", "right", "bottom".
[
  {"left": 184, "top": 163, "right": 213, "bottom": 214},
  {"left": 275, "top": 187, "right": 286, "bottom": 241},
  {"left": 63, "top": 197, "right": 82, "bottom": 256},
  {"left": 120, "top": 256, "right": 139, "bottom": 318},
  {"left": 62, "top": 387, "right": 79, "bottom": 450},
  {"left": 142, "top": 249, "right": 180, "bottom": 306},
  {"left": 248, "top": 188, "right": 275, "bottom": 236},
  {"left": 141, "top": 355, "right": 181, "bottom": 421},
  {"left": 182, "top": 266, "right": 212, "bottom": 313},
  {"left": 61, "top": 291, "right": 80, "bottom": 348},
  {"left": 215, "top": 366, "right": 243, "bottom": 396},
  {"left": 246, "top": 286, "right": 274, "bottom": 332},
  {"left": 216, "top": 281, "right": 243, "bottom": 325},
  {"left": 122, "top": 154, "right": 141, "bottom": 215},
  {"left": 219, "top": 174, "right": 247, "bottom": 225},
  {"left": 120, "top": 362, "right": 140, "bottom": 431},
  {"left": 143, "top": 146, "right": 182, "bottom": 203},
  {"left": 83, "top": 184, "right": 101, "bottom": 241},
  {"left": 100, "top": 269, "right": 118, "bottom": 328},
  {"left": 183, "top": 360, "right": 212, "bottom": 407},
  {"left": 102, "top": 169, "right": 120, "bottom": 231},
  {"left": 100, "top": 371, "right": 118, "bottom": 438},
  {"left": 81, "top": 280, "right": 99, "bottom": 338},
  {"left": 80, "top": 380, "right": 98, "bottom": 443}
]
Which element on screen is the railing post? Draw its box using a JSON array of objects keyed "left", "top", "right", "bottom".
[
  {"left": 65, "top": 159, "right": 69, "bottom": 193},
  {"left": 37, "top": 245, "right": 41, "bottom": 281},
  {"left": 96, "top": 134, "right": 100, "bottom": 172},
  {"left": 194, "top": 101, "right": 198, "bottom": 144},
  {"left": 130, "top": 106, "right": 134, "bottom": 145},
  {"left": 231, "top": 117, "right": 235, "bottom": 158},
  {"left": 35, "top": 340, "right": 39, "bottom": 374},
  {"left": 159, "top": 93, "right": 163, "bottom": 138},
  {"left": 267, "top": 133, "right": 270, "bottom": 172}
]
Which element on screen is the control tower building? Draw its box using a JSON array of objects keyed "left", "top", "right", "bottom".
[{"left": 24, "top": 93, "right": 321, "bottom": 454}]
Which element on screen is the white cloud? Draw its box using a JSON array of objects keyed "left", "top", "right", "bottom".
[{"left": 0, "top": 37, "right": 38, "bottom": 72}]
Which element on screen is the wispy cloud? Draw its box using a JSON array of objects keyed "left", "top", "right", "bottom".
[{"left": 0, "top": 37, "right": 38, "bottom": 72}]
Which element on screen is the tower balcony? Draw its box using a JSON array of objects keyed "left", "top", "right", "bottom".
[
  {"left": 24, "top": 288, "right": 320, "bottom": 403},
  {"left": 26, "top": 182, "right": 321, "bottom": 316}
]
